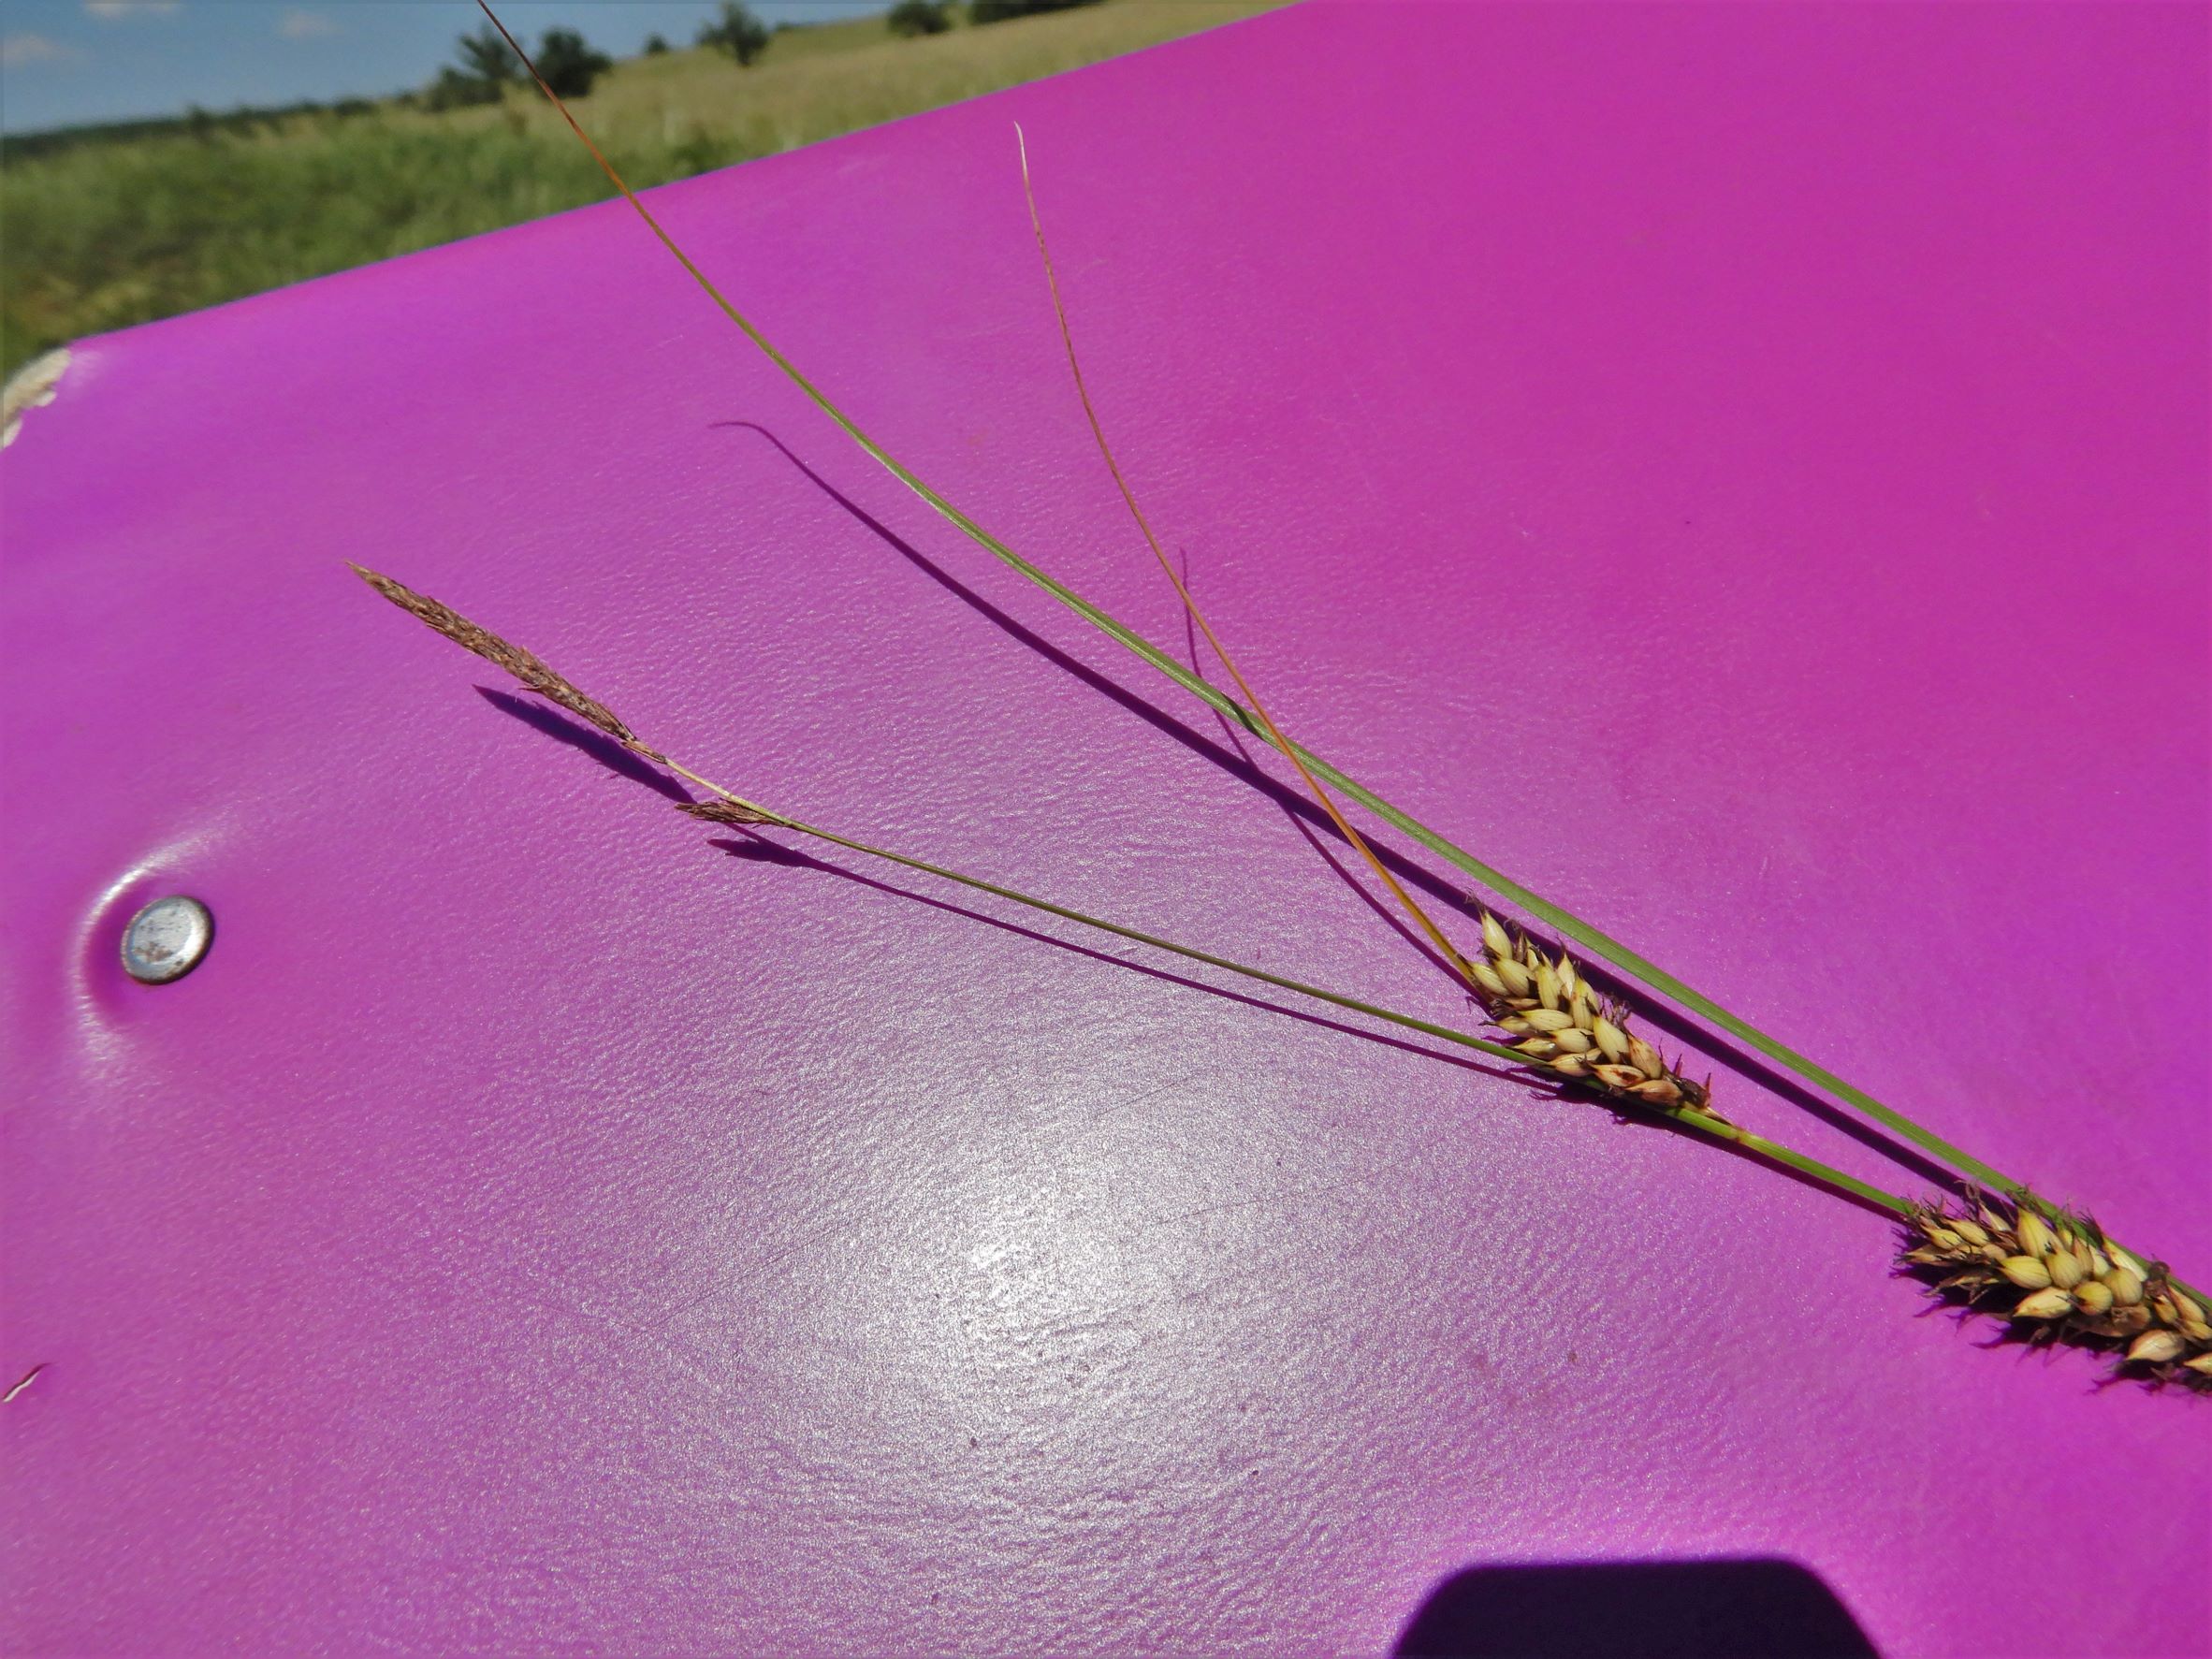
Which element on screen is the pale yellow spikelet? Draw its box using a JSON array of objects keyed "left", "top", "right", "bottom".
[
  {"left": 2014, "top": 1288, "right": 2072, "bottom": 1321},
  {"left": 2047, "top": 1251, "right": 2086, "bottom": 1291},
  {"left": 2000, "top": 1256, "right": 2053, "bottom": 1290},
  {"left": 1627, "top": 1037, "right": 1665, "bottom": 1080},
  {"left": 2127, "top": 1331, "right": 2187, "bottom": 1365},
  {"left": 2071, "top": 1280, "right": 2113, "bottom": 1317},
  {"left": 2016, "top": 1210, "right": 2053, "bottom": 1258}
]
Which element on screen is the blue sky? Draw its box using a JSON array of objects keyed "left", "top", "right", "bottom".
[{"left": 0, "top": 0, "right": 886, "bottom": 133}]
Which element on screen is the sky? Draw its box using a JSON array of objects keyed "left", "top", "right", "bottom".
[{"left": 0, "top": 0, "right": 886, "bottom": 134}]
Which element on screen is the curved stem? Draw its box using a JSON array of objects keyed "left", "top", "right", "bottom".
[
  {"left": 1015, "top": 124, "right": 1481, "bottom": 996},
  {"left": 479, "top": 3, "right": 2194, "bottom": 1295},
  {"left": 476, "top": 0, "right": 1985, "bottom": 1187},
  {"left": 652, "top": 760, "right": 1909, "bottom": 1218}
]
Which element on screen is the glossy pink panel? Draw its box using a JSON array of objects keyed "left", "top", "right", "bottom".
[{"left": 3, "top": 4, "right": 2205, "bottom": 1654}]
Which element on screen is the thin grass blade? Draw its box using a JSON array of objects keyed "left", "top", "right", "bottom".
[
  {"left": 474, "top": 0, "right": 2130, "bottom": 1236},
  {"left": 1014, "top": 124, "right": 1481, "bottom": 995}
]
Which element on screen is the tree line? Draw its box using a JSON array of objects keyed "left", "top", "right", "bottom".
[{"left": 2, "top": 0, "right": 1109, "bottom": 155}]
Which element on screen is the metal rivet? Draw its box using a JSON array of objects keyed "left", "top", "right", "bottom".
[{"left": 122, "top": 895, "right": 213, "bottom": 984}]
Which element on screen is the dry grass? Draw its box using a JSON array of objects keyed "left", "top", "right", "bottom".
[
  {"left": 484, "top": 1, "right": 1279, "bottom": 156},
  {"left": 348, "top": 562, "right": 644, "bottom": 750}
]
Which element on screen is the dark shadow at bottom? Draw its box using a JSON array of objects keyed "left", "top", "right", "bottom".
[{"left": 1394, "top": 1558, "right": 1874, "bottom": 1659}]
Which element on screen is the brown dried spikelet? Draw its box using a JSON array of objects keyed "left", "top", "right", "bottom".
[
  {"left": 678, "top": 799, "right": 777, "bottom": 826},
  {"left": 1470, "top": 910, "right": 1718, "bottom": 1118},
  {"left": 1899, "top": 1192, "right": 2211, "bottom": 1391},
  {"left": 351, "top": 563, "right": 647, "bottom": 753}
]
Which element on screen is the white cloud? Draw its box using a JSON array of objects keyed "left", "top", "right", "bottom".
[
  {"left": 83, "top": 1, "right": 181, "bottom": 20},
  {"left": 0, "top": 33, "right": 83, "bottom": 66},
  {"left": 276, "top": 7, "right": 338, "bottom": 39}
]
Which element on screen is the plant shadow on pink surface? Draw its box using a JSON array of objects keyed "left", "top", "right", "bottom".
[
  {"left": 709, "top": 831, "right": 1528, "bottom": 1081},
  {"left": 1172, "top": 545, "right": 1463, "bottom": 986},
  {"left": 477, "top": 688, "right": 696, "bottom": 802},
  {"left": 472, "top": 682, "right": 1514, "bottom": 1076},
  {"left": 475, "top": 691, "right": 1902, "bottom": 1219},
  {"left": 711, "top": 422, "right": 1964, "bottom": 1195},
  {"left": 1393, "top": 1558, "right": 1874, "bottom": 1658}
]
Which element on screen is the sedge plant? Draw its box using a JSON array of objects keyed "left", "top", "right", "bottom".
[
  {"left": 352, "top": 558, "right": 2212, "bottom": 1391},
  {"left": 434, "top": 2, "right": 2205, "bottom": 1387}
]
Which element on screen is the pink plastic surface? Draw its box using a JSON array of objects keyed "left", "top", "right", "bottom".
[{"left": 4, "top": 4, "right": 2206, "bottom": 1654}]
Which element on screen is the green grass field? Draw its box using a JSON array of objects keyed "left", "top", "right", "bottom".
[{"left": 0, "top": 1, "right": 1280, "bottom": 380}]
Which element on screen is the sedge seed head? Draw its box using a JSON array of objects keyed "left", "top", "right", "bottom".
[
  {"left": 1899, "top": 1194, "right": 2209, "bottom": 1391},
  {"left": 678, "top": 799, "right": 775, "bottom": 826},
  {"left": 352, "top": 563, "right": 640, "bottom": 749}
]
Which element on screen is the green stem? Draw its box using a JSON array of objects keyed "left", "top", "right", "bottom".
[
  {"left": 488, "top": 7, "right": 2196, "bottom": 1292},
  {"left": 653, "top": 761, "right": 1909, "bottom": 1218},
  {"left": 480, "top": 23, "right": 1993, "bottom": 1198}
]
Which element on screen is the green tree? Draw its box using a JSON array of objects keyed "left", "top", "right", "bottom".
[
  {"left": 454, "top": 24, "right": 520, "bottom": 86},
  {"left": 642, "top": 33, "right": 670, "bottom": 55},
  {"left": 534, "top": 27, "right": 612, "bottom": 98},
  {"left": 696, "top": 1, "right": 771, "bottom": 65},
  {"left": 972, "top": 0, "right": 1101, "bottom": 20},
  {"left": 887, "top": 0, "right": 953, "bottom": 36},
  {"left": 421, "top": 65, "right": 502, "bottom": 112}
]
